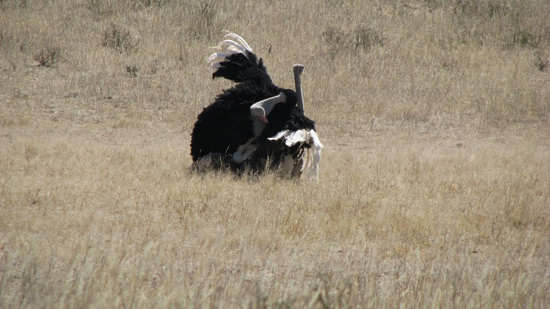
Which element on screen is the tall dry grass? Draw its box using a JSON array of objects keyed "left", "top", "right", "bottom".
[{"left": 1, "top": 0, "right": 550, "bottom": 307}]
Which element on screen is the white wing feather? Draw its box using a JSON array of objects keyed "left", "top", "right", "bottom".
[{"left": 268, "top": 129, "right": 323, "bottom": 179}]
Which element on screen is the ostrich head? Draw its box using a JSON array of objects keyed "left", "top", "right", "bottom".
[
  {"left": 250, "top": 92, "right": 287, "bottom": 124},
  {"left": 293, "top": 64, "right": 305, "bottom": 113}
]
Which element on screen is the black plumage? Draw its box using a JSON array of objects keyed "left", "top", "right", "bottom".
[{"left": 190, "top": 34, "right": 320, "bottom": 176}]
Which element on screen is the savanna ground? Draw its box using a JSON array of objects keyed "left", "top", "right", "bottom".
[{"left": 1, "top": 0, "right": 550, "bottom": 307}]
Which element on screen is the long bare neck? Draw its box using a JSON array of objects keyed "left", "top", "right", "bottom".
[{"left": 294, "top": 67, "right": 304, "bottom": 113}]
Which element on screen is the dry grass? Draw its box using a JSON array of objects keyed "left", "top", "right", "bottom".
[{"left": 1, "top": 0, "right": 550, "bottom": 307}]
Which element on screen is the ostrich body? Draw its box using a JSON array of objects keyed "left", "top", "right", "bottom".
[{"left": 190, "top": 32, "right": 323, "bottom": 178}]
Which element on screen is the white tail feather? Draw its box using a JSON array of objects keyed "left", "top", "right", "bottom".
[
  {"left": 218, "top": 40, "right": 248, "bottom": 54},
  {"left": 207, "top": 32, "right": 253, "bottom": 70},
  {"left": 207, "top": 52, "right": 230, "bottom": 65},
  {"left": 222, "top": 32, "right": 253, "bottom": 52}
]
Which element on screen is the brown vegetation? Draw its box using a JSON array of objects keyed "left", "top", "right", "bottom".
[{"left": 1, "top": 0, "right": 549, "bottom": 307}]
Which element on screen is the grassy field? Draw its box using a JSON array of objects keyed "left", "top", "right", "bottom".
[{"left": 1, "top": 0, "right": 550, "bottom": 307}]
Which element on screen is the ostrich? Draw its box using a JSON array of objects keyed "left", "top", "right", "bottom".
[{"left": 190, "top": 32, "right": 323, "bottom": 178}]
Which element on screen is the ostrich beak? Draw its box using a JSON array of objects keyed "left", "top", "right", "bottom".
[{"left": 260, "top": 117, "right": 268, "bottom": 124}]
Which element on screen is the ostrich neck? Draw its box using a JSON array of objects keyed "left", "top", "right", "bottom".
[{"left": 294, "top": 71, "right": 304, "bottom": 113}]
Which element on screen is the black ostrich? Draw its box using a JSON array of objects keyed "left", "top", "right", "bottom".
[{"left": 190, "top": 32, "right": 323, "bottom": 178}]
